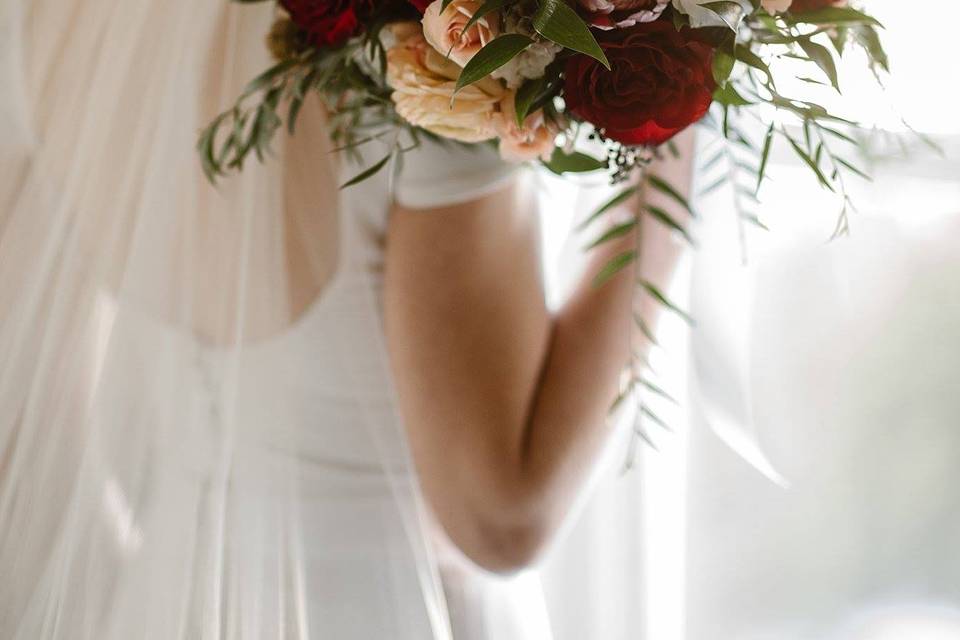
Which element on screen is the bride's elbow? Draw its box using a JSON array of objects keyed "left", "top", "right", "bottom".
[
  {"left": 426, "top": 449, "right": 559, "bottom": 573},
  {"left": 444, "top": 484, "right": 556, "bottom": 574},
  {"left": 457, "top": 517, "right": 549, "bottom": 575}
]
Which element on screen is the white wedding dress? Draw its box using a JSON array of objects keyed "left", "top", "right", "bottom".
[{"left": 0, "top": 1, "right": 554, "bottom": 637}]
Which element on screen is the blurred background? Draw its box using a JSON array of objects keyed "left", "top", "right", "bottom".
[{"left": 536, "top": 1, "right": 960, "bottom": 638}]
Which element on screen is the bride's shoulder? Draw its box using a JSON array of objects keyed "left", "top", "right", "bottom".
[{"left": 393, "top": 138, "right": 518, "bottom": 211}]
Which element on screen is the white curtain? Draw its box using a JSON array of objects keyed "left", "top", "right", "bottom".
[
  {"left": 682, "top": 6, "right": 960, "bottom": 632},
  {"left": 536, "top": 1, "right": 960, "bottom": 637}
]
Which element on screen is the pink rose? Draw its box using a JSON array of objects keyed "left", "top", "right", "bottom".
[
  {"left": 577, "top": 0, "right": 668, "bottom": 30},
  {"left": 421, "top": 0, "right": 499, "bottom": 68},
  {"left": 387, "top": 23, "right": 505, "bottom": 143},
  {"left": 494, "top": 94, "right": 559, "bottom": 162}
]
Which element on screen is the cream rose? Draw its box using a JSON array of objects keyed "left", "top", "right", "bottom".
[
  {"left": 421, "top": 0, "right": 498, "bottom": 68},
  {"left": 493, "top": 93, "right": 559, "bottom": 162},
  {"left": 761, "top": 0, "right": 792, "bottom": 13},
  {"left": 387, "top": 23, "right": 506, "bottom": 143}
]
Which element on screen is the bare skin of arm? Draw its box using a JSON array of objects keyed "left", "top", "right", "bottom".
[{"left": 383, "top": 130, "right": 696, "bottom": 573}]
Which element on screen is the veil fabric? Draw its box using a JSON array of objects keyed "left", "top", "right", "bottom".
[
  {"left": 0, "top": 1, "right": 780, "bottom": 637},
  {"left": 0, "top": 0, "right": 460, "bottom": 637}
]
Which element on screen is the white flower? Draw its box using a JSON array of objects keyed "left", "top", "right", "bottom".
[
  {"left": 671, "top": 0, "right": 753, "bottom": 29},
  {"left": 490, "top": 12, "right": 561, "bottom": 88}
]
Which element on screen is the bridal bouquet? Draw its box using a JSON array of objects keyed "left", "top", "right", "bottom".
[
  {"left": 200, "top": 0, "right": 887, "bottom": 440},
  {"left": 200, "top": 0, "right": 886, "bottom": 191}
]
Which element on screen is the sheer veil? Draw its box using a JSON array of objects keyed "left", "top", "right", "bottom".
[{"left": 0, "top": 0, "right": 451, "bottom": 637}]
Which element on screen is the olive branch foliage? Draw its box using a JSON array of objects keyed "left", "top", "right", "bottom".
[
  {"left": 197, "top": 0, "right": 889, "bottom": 457},
  {"left": 565, "top": 2, "right": 892, "bottom": 453}
]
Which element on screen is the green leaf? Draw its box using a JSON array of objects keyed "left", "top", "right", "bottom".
[
  {"left": 819, "top": 124, "right": 858, "bottom": 146},
  {"left": 713, "top": 82, "right": 753, "bottom": 106},
  {"left": 533, "top": 0, "right": 609, "bottom": 69},
  {"left": 640, "top": 378, "right": 678, "bottom": 405},
  {"left": 790, "top": 6, "right": 882, "bottom": 28},
  {"left": 798, "top": 39, "right": 839, "bottom": 91},
  {"left": 647, "top": 174, "right": 697, "bottom": 219},
  {"left": 460, "top": 0, "right": 513, "bottom": 38},
  {"left": 634, "top": 314, "right": 659, "bottom": 346},
  {"left": 712, "top": 48, "right": 735, "bottom": 87},
  {"left": 340, "top": 153, "right": 391, "bottom": 189},
  {"left": 584, "top": 220, "right": 638, "bottom": 250},
  {"left": 641, "top": 281, "right": 694, "bottom": 325},
  {"left": 197, "top": 120, "right": 221, "bottom": 183},
  {"left": 756, "top": 122, "right": 775, "bottom": 194},
  {"left": 698, "top": 174, "right": 727, "bottom": 198},
  {"left": 784, "top": 132, "right": 834, "bottom": 192},
  {"left": 702, "top": 1, "right": 749, "bottom": 31},
  {"left": 734, "top": 44, "right": 772, "bottom": 85},
  {"left": 455, "top": 34, "right": 533, "bottom": 92},
  {"left": 287, "top": 95, "right": 304, "bottom": 135},
  {"left": 578, "top": 186, "right": 639, "bottom": 230},
  {"left": 835, "top": 157, "right": 871, "bottom": 181},
  {"left": 514, "top": 76, "right": 547, "bottom": 127},
  {"left": 645, "top": 205, "right": 694, "bottom": 245},
  {"left": 640, "top": 405, "right": 672, "bottom": 431},
  {"left": 543, "top": 148, "right": 606, "bottom": 175},
  {"left": 852, "top": 24, "right": 889, "bottom": 72},
  {"left": 242, "top": 59, "right": 298, "bottom": 97},
  {"left": 632, "top": 419, "right": 659, "bottom": 449},
  {"left": 594, "top": 250, "right": 637, "bottom": 287}
]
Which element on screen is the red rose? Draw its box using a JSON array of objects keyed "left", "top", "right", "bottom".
[
  {"left": 790, "top": 0, "right": 846, "bottom": 12},
  {"left": 280, "top": 0, "right": 374, "bottom": 48},
  {"left": 408, "top": 0, "right": 432, "bottom": 13},
  {"left": 563, "top": 20, "right": 715, "bottom": 146}
]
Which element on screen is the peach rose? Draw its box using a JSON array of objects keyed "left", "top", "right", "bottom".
[
  {"left": 421, "top": 0, "right": 498, "bottom": 68},
  {"left": 761, "top": 0, "right": 792, "bottom": 12},
  {"left": 493, "top": 93, "right": 559, "bottom": 162},
  {"left": 387, "top": 23, "right": 506, "bottom": 142}
]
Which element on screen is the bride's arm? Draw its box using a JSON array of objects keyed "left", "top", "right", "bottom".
[{"left": 384, "top": 130, "right": 695, "bottom": 573}]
